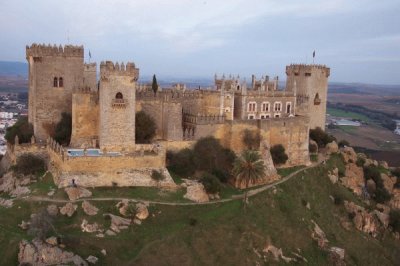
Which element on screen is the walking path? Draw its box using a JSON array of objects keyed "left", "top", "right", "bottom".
[{"left": 24, "top": 159, "right": 323, "bottom": 206}]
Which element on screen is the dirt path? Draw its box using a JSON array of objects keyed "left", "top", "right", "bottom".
[{"left": 23, "top": 159, "right": 322, "bottom": 206}]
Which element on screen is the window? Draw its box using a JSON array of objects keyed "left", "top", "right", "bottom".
[
  {"left": 116, "top": 92, "right": 123, "bottom": 99},
  {"left": 261, "top": 102, "right": 270, "bottom": 112},
  {"left": 286, "top": 102, "right": 292, "bottom": 114},
  {"left": 260, "top": 114, "right": 270, "bottom": 119},
  {"left": 53, "top": 77, "right": 58, "bottom": 87},
  {"left": 248, "top": 114, "right": 255, "bottom": 119},
  {"left": 247, "top": 102, "right": 256, "bottom": 112},
  {"left": 274, "top": 114, "right": 280, "bottom": 118},
  {"left": 225, "top": 107, "right": 230, "bottom": 113},
  {"left": 314, "top": 93, "right": 321, "bottom": 105},
  {"left": 58, "top": 77, "right": 63, "bottom": 87},
  {"left": 274, "top": 102, "right": 282, "bottom": 112},
  {"left": 237, "top": 85, "right": 240, "bottom": 90},
  {"left": 305, "top": 73, "right": 311, "bottom": 77}
]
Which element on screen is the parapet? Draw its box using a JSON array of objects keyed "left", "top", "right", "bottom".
[
  {"left": 286, "top": 64, "right": 330, "bottom": 77},
  {"left": 26, "top": 43, "right": 84, "bottom": 58},
  {"left": 84, "top": 63, "right": 97, "bottom": 71},
  {"left": 100, "top": 61, "right": 139, "bottom": 80}
]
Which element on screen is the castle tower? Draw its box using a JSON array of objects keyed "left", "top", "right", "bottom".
[
  {"left": 26, "top": 44, "right": 84, "bottom": 141},
  {"left": 83, "top": 63, "right": 97, "bottom": 89},
  {"left": 98, "top": 61, "right": 139, "bottom": 152},
  {"left": 285, "top": 64, "right": 330, "bottom": 130}
]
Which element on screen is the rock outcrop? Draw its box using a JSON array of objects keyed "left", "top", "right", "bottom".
[
  {"left": 328, "top": 168, "right": 339, "bottom": 184},
  {"left": 81, "top": 219, "right": 102, "bottom": 233},
  {"left": 116, "top": 199, "right": 130, "bottom": 216},
  {"left": 18, "top": 239, "right": 87, "bottom": 266},
  {"left": 183, "top": 180, "right": 209, "bottom": 203},
  {"left": 59, "top": 203, "right": 78, "bottom": 217},
  {"left": 82, "top": 201, "right": 99, "bottom": 216},
  {"left": 0, "top": 198, "right": 13, "bottom": 208},
  {"left": 326, "top": 141, "right": 339, "bottom": 154},
  {"left": 311, "top": 220, "right": 329, "bottom": 249},
  {"left": 340, "top": 163, "right": 364, "bottom": 196},
  {"left": 344, "top": 201, "right": 381, "bottom": 237},
  {"left": 341, "top": 147, "right": 357, "bottom": 163},
  {"left": 103, "top": 213, "right": 131, "bottom": 233},
  {"left": 64, "top": 187, "right": 92, "bottom": 201},
  {"left": 135, "top": 202, "right": 149, "bottom": 220}
]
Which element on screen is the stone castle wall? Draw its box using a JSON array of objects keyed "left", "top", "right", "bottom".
[
  {"left": 83, "top": 63, "right": 97, "bottom": 89},
  {"left": 70, "top": 88, "right": 99, "bottom": 148},
  {"left": 26, "top": 44, "right": 84, "bottom": 141}
]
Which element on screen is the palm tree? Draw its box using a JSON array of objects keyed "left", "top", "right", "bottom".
[{"left": 232, "top": 150, "right": 266, "bottom": 208}]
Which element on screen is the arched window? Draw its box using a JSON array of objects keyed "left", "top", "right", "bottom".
[
  {"left": 59, "top": 77, "right": 63, "bottom": 87},
  {"left": 53, "top": 77, "right": 58, "bottom": 87},
  {"left": 314, "top": 93, "right": 321, "bottom": 105},
  {"left": 116, "top": 92, "right": 123, "bottom": 99}
]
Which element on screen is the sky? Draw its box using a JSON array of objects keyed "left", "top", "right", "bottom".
[{"left": 0, "top": 0, "right": 399, "bottom": 84}]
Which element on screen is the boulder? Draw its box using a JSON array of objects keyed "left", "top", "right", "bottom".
[
  {"left": 116, "top": 199, "right": 130, "bottom": 216},
  {"left": 86, "top": 255, "right": 98, "bottom": 264},
  {"left": 366, "top": 179, "right": 376, "bottom": 194},
  {"left": 135, "top": 203, "right": 149, "bottom": 220},
  {"left": 373, "top": 210, "right": 390, "bottom": 228},
  {"left": 379, "top": 161, "right": 389, "bottom": 169},
  {"left": 328, "top": 168, "right": 339, "bottom": 184},
  {"left": 263, "top": 243, "right": 294, "bottom": 263},
  {"left": 18, "top": 239, "right": 87, "bottom": 266},
  {"left": 103, "top": 213, "right": 131, "bottom": 233},
  {"left": 59, "top": 203, "right": 78, "bottom": 217},
  {"left": 329, "top": 247, "right": 345, "bottom": 260},
  {"left": 341, "top": 147, "right": 357, "bottom": 163},
  {"left": 0, "top": 198, "right": 13, "bottom": 208},
  {"left": 325, "top": 141, "right": 339, "bottom": 155},
  {"left": 340, "top": 163, "right": 364, "bottom": 196},
  {"left": 381, "top": 173, "right": 396, "bottom": 194},
  {"left": 105, "top": 230, "right": 116, "bottom": 236},
  {"left": 47, "top": 204, "right": 59, "bottom": 216},
  {"left": 64, "top": 187, "right": 92, "bottom": 201},
  {"left": 82, "top": 201, "right": 99, "bottom": 216},
  {"left": 45, "top": 236, "right": 58, "bottom": 246},
  {"left": 81, "top": 219, "right": 102, "bottom": 233},
  {"left": 184, "top": 183, "right": 209, "bottom": 203},
  {"left": 10, "top": 186, "right": 30, "bottom": 197},
  {"left": 344, "top": 201, "right": 380, "bottom": 237},
  {"left": 389, "top": 188, "right": 400, "bottom": 209},
  {"left": 18, "top": 220, "right": 30, "bottom": 230},
  {"left": 311, "top": 220, "right": 329, "bottom": 249}
]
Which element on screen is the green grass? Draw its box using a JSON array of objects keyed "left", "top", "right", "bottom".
[
  {"left": 1, "top": 155, "right": 399, "bottom": 265},
  {"left": 310, "top": 154, "right": 318, "bottom": 162},
  {"left": 328, "top": 107, "right": 373, "bottom": 123},
  {"left": 277, "top": 165, "right": 305, "bottom": 177}
]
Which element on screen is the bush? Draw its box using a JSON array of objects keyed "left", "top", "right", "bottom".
[
  {"left": 193, "top": 137, "right": 236, "bottom": 173},
  {"left": 151, "top": 170, "right": 165, "bottom": 181},
  {"left": 363, "top": 165, "right": 391, "bottom": 203},
  {"left": 338, "top": 140, "right": 350, "bottom": 148},
  {"left": 167, "top": 149, "right": 196, "bottom": 177},
  {"left": 15, "top": 154, "right": 46, "bottom": 175},
  {"left": 54, "top": 112, "right": 72, "bottom": 145},
  {"left": 242, "top": 129, "right": 261, "bottom": 150},
  {"left": 309, "top": 143, "right": 318, "bottom": 153},
  {"left": 391, "top": 168, "right": 400, "bottom": 178},
  {"left": 135, "top": 111, "right": 156, "bottom": 144},
  {"left": 28, "top": 209, "right": 55, "bottom": 240},
  {"left": 200, "top": 173, "right": 221, "bottom": 194},
  {"left": 5, "top": 116, "right": 33, "bottom": 144},
  {"left": 211, "top": 168, "right": 230, "bottom": 183},
  {"left": 270, "top": 144, "right": 288, "bottom": 165},
  {"left": 356, "top": 157, "right": 366, "bottom": 167},
  {"left": 389, "top": 209, "right": 400, "bottom": 233},
  {"left": 309, "top": 127, "right": 336, "bottom": 148}
]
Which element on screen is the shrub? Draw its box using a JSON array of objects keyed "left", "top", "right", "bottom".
[
  {"left": 167, "top": 149, "right": 196, "bottom": 177},
  {"left": 309, "top": 127, "right": 336, "bottom": 148},
  {"left": 28, "top": 209, "right": 55, "bottom": 240},
  {"left": 135, "top": 111, "right": 156, "bottom": 143},
  {"left": 211, "top": 168, "right": 230, "bottom": 183},
  {"left": 242, "top": 129, "right": 261, "bottom": 150},
  {"left": 151, "top": 170, "right": 165, "bottom": 181},
  {"left": 270, "top": 144, "right": 288, "bottom": 165},
  {"left": 309, "top": 143, "right": 318, "bottom": 153},
  {"left": 54, "top": 112, "right": 72, "bottom": 145},
  {"left": 193, "top": 137, "right": 236, "bottom": 173},
  {"left": 338, "top": 140, "right": 350, "bottom": 148},
  {"left": 200, "top": 173, "right": 221, "bottom": 194},
  {"left": 391, "top": 167, "right": 400, "bottom": 178},
  {"left": 5, "top": 116, "right": 33, "bottom": 144},
  {"left": 356, "top": 157, "right": 366, "bottom": 167},
  {"left": 363, "top": 165, "right": 391, "bottom": 203},
  {"left": 15, "top": 154, "right": 46, "bottom": 175},
  {"left": 374, "top": 187, "right": 391, "bottom": 203},
  {"left": 389, "top": 209, "right": 400, "bottom": 233}
]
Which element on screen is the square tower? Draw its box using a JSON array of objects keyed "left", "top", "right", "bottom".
[
  {"left": 26, "top": 44, "right": 84, "bottom": 141},
  {"left": 99, "top": 61, "right": 139, "bottom": 152}
]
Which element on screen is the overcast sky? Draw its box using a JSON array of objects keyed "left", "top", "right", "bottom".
[{"left": 0, "top": 0, "right": 399, "bottom": 84}]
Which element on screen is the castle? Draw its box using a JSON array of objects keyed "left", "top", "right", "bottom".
[{"left": 21, "top": 43, "right": 330, "bottom": 188}]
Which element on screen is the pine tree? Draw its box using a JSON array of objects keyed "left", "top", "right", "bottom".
[{"left": 152, "top": 74, "right": 158, "bottom": 95}]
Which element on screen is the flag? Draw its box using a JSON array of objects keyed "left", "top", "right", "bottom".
[
  {"left": 89, "top": 50, "right": 91, "bottom": 59},
  {"left": 313, "top": 50, "right": 315, "bottom": 58}
]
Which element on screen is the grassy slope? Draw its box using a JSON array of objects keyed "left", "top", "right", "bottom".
[
  {"left": 0, "top": 154, "right": 399, "bottom": 265},
  {"left": 327, "top": 107, "right": 373, "bottom": 123}
]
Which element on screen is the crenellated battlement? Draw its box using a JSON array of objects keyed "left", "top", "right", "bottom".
[
  {"left": 286, "top": 64, "right": 330, "bottom": 77},
  {"left": 73, "top": 86, "right": 96, "bottom": 94},
  {"left": 26, "top": 43, "right": 84, "bottom": 58},
  {"left": 84, "top": 63, "right": 96, "bottom": 71},
  {"left": 100, "top": 61, "right": 139, "bottom": 80}
]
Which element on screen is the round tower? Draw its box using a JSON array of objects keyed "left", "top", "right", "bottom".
[{"left": 285, "top": 64, "right": 330, "bottom": 130}]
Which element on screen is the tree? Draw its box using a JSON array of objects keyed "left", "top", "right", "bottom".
[
  {"left": 135, "top": 111, "right": 156, "bottom": 143},
  {"left": 54, "top": 112, "right": 72, "bottom": 145},
  {"left": 5, "top": 116, "right": 33, "bottom": 144},
  {"left": 15, "top": 154, "right": 46, "bottom": 175},
  {"left": 232, "top": 150, "right": 266, "bottom": 208},
  {"left": 309, "top": 127, "right": 336, "bottom": 148},
  {"left": 270, "top": 144, "right": 288, "bottom": 165},
  {"left": 200, "top": 173, "right": 221, "bottom": 194},
  {"left": 167, "top": 149, "right": 196, "bottom": 177},
  {"left": 152, "top": 74, "right": 158, "bottom": 95}
]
